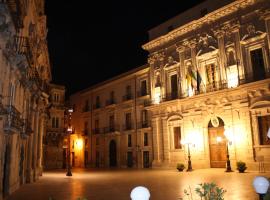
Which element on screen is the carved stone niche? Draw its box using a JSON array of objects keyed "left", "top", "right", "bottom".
[
  {"left": 164, "top": 55, "right": 178, "bottom": 69},
  {"left": 225, "top": 45, "right": 237, "bottom": 66}
]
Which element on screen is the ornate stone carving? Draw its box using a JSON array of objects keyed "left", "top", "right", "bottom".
[
  {"left": 164, "top": 56, "right": 178, "bottom": 68},
  {"left": 225, "top": 46, "right": 237, "bottom": 66},
  {"left": 241, "top": 24, "right": 264, "bottom": 41},
  {"left": 196, "top": 33, "right": 217, "bottom": 56}
]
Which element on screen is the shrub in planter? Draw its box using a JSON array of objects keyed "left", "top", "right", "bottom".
[
  {"left": 236, "top": 161, "right": 247, "bottom": 173},
  {"left": 177, "top": 163, "right": 185, "bottom": 171}
]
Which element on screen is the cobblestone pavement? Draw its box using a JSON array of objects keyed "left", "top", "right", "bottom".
[{"left": 7, "top": 168, "right": 270, "bottom": 200}]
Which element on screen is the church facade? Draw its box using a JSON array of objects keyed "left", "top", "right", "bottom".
[{"left": 70, "top": 0, "right": 270, "bottom": 171}]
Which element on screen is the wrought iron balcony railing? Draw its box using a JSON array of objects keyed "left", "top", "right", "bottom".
[
  {"left": 123, "top": 123, "right": 133, "bottom": 131},
  {"left": 103, "top": 125, "right": 120, "bottom": 133},
  {"left": 122, "top": 94, "right": 133, "bottom": 102},
  {"left": 4, "top": 105, "right": 23, "bottom": 133},
  {"left": 137, "top": 121, "right": 151, "bottom": 129},
  {"left": 106, "top": 99, "right": 116, "bottom": 106}
]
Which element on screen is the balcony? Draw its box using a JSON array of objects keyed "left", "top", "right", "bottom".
[
  {"left": 82, "top": 129, "right": 89, "bottom": 136},
  {"left": 93, "top": 103, "right": 101, "bottom": 110},
  {"left": 82, "top": 106, "right": 90, "bottom": 112},
  {"left": 122, "top": 94, "right": 133, "bottom": 102},
  {"left": 4, "top": 105, "right": 23, "bottom": 133},
  {"left": 137, "top": 121, "right": 151, "bottom": 129},
  {"left": 21, "top": 119, "right": 33, "bottom": 138},
  {"left": 137, "top": 91, "right": 149, "bottom": 98},
  {"left": 103, "top": 125, "right": 120, "bottom": 133},
  {"left": 123, "top": 123, "right": 133, "bottom": 131},
  {"left": 92, "top": 128, "right": 102, "bottom": 134},
  {"left": 106, "top": 99, "right": 116, "bottom": 106}
]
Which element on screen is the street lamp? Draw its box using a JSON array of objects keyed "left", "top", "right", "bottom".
[
  {"left": 224, "top": 127, "right": 233, "bottom": 172},
  {"left": 181, "top": 139, "right": 194, "bottom": 172},
  {"left": 253, "top": 176, "right": 270, "bottom": 200},
  {"left": 66, "top": 108, "right": 73, "bottom": 176}
]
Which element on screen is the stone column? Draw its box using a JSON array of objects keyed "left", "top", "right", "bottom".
[
  {"left": 32, "top": 109, "right": 39, "bottom": 180},
  {"left": 232, "top": 24, "right": 245, "bottom": 80},
  {"left": 263, "top": 13, "right": 270, "bottom": 73},
  {"left": 176, "top": 46, "right": 186, "bottom": 97},
  {"left": 37, "top": 114, "right": 45, "bottom": 175},
  {"left": 148, "top": 56, "right": 155, "bottom": 101},
  {"left": 151, "top": 116, "right": 161, "bottom": 166},
  {"left": 161, "top": 116, "right": 170, "bottom": 165},
  {"left": 215, "top": 31, "right": 227, "bottom": 84},
  {"left": 26, "top": 108, "right": 35, "bottom": 183}
]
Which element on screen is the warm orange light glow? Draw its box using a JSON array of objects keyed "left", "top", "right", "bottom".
[
  {"left": 76, "top": 139, "right": 83, "bottom": 150},
  {"left": 224, "top": 126, "right": 233, "bottom": 142}
]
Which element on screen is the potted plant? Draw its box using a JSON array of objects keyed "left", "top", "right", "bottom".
[
  {"left": 236, "top": 161, "right": 247, "bottom": 173},
  {"left": 176, "top": 163, "right": 185, "bottom": 172}
]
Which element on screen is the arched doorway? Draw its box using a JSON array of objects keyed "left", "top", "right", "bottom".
[
  {"left": 109, "top": 140, "right": 117, "bottom": 167},
  {"left": 208, "top": 117, "right": 227, "bottom": 168},
  {"left": 3, "top": 144, "right": 11, "bottom": 198}
]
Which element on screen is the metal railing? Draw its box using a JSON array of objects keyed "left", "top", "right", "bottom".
[
  {"left": 4, "top": 105, "right": 23, "bottom": 133},
  {"left": 103, "top": 125, "right": 120, "bottom": 133},
  {"left": 122, "top": 94, "right": 133, "bottom": 101},
  {"left": 137, "top": 121, "right": 151, "bottom": 129},
  {"left": 106, "top": 99, "right": 116, "bottom": 106}
]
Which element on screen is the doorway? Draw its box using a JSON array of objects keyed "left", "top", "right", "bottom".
[
  {"left": 109, "top": 140, "right": 117, "bottom": 167},
  {"left": 3, "top": 145, "right": 11, "bottom": 198},
  {"left": 71, "top": 152, "right": 75, "bottom": 167},
  {"left": 127, "top": 152, "right": 133, "bottom": 168},
  {"left": 143, "top": 151, "right": 150, "bottom": 168},
  {"left": 208, "top": 117, "right": 226, "bottom": 168}
]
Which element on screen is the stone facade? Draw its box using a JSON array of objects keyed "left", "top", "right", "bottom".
[
  {"left": 70, "top": 0, "right": 270, "bottom": 171},
  {"left": 0, "top": 0, "right": 51, "bottom": 199},
  {"left": 43, "top": 84, "right": 65, "bottom": 170}
]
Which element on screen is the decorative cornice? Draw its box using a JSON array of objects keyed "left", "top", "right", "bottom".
[{"left": 142, "top": 0, "right": 256, "bottom": 51}]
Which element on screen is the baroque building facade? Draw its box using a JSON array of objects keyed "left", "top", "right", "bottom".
[
  {"left": 70, "top": 0, "right": 270, "bottom": 171},
  {"left": 0, "top": 0, "right": 51, "bottom": 199},
  {"left": 43, "top": 84, "right": 65, "bottom": 170}
]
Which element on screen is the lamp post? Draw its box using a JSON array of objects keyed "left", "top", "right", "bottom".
[
  {"left": 224, "top": 127, "right": 233, "bottom": 172},
  {"left": 66, "top": 108, "right": 73, "bottom": 176},
  {"left": 181, "top": 139, "right": 193, "bottom": 172},
  {"left": 253, "top": 176, "right": 270, "bottom": 200}
]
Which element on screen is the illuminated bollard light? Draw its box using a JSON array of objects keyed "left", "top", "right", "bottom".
[
  {"left": 130, "top": 186, "right": 150, "bottom": 200},
  {"left": 253, "top": 176, "right": 270, "bottom": 200}
]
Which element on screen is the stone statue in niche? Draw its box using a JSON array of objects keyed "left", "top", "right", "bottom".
[
  {"left": 197, "top": 33, "right": 217, "bottom": 56},
  {"left": 164, "top": 56, "right": 178, "bottom": 68},
  {"left": 155, "top": 71, "right": 161, "bottom": 87},
  {"left": 242, "top": 24, "right": 264, "bottom": 40},
  {"left": 225, "top": 47, "right": 236, "bottom": 66}
]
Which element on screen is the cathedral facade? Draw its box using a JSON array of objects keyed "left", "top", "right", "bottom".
[
  {"left": 70, "top": 0, "right": 270, "bottom": 171},
  {"left": 0, "top": 0, "right": 51, "bottom": 199}
]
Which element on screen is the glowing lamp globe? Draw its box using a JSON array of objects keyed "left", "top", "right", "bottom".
[
  {"left": 253, "top": 176, "right": 270, "bottom": 194},
  {"left": 130, "top": 186, "right": 150, "bottom": 200}
]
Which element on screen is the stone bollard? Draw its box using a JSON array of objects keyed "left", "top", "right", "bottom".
[{"left": 130, "top": 186, "right": 150, "bottom": 200}]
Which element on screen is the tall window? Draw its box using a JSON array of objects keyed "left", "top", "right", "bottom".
[
  {"left": 109, "top": 115, "right": 114, "bottom": 131},
  {"left": 174, "top": 127, "right": 181, "bottom": 149},
  {"left": 84, "top": 100, "right": 89, "bottom": 111},
  {"left": 170, "top": 74, "right": 178, "bottom": 99},
  {"left": 52, "top": 117, "right": 59, "bottom": 128},
  {"left": 95, "top": 119, "right": 99, "bottom": 133},
  {"left": 258, "top": 116, "right": 270, "bottom": 145},
  {"left": 126, "top": 113, "right": 132, "bottom": 130},
  {"left": 144, "top": 133, "right": 148, "bottom": 146},
  {"left": 142, "top": 110, "right": 148, "bottom": 127},
  {"left": 126, "top": 85, "right": 131, "bottom": 99},
  {"left": 54, "top": 93, "right": 59, "bottom": 102},
  {"left": 206, "top": 64, "right": 218, "bottom": 91},
  {"left": 96, "top": 137, "right": 99, "bottom": 146},
  {"left": 84, "top": 121, "right": 88, "bottom": 135},
  {"left": 128, "top": 134, "right": 132, "bottom": 147},
  {"left": 110, "top": 91, "right": 115, "bottom": 103},
  {"left": 140, "top": 80, "right": 147, "bottom": 96},
  {"left": 95, "top": 96, "right": 100, "bottom": 108},
  {"left": 250, "top": 48, "right": 265, "bottom": 81}
]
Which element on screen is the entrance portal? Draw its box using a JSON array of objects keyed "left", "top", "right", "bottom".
[
  {"left": 208, "top": 117, "right": 226, "bottom": 168},
  {"left": 109, "top": 140, "right": 117, "bottom": 167}
]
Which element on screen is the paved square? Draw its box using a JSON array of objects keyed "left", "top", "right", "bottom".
[{"left": 7, "top": 168, "right": 270, "bottom": 200}]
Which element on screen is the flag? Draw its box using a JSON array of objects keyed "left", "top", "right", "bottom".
[{"left": 197, "top": 70, "right": 202, "bottom": 92}]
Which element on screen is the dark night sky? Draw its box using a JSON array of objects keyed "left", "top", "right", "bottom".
[{"left": 45, "top": 1, "right": 204, "bottom": 96}]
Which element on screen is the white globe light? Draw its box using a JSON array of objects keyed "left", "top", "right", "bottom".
[
  {"left": 130, "top": 186, "right": 150, "bottom": 200},
  {"left": 253, "top": 176, "right": 270, "bottom": 194}
]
